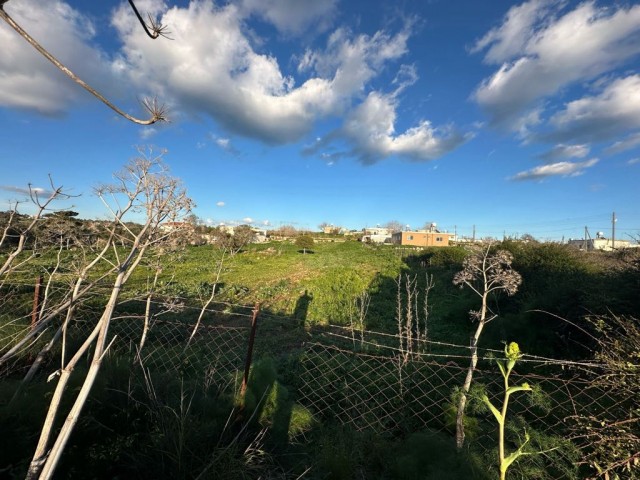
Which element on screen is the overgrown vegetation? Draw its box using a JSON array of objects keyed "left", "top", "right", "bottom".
[{"left": 2, "top": 226, "right": 639, "bottom": 478}]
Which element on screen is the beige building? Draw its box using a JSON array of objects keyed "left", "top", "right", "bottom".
[{"left": 391, "top": 230, "right": 452, "bottom": 247}]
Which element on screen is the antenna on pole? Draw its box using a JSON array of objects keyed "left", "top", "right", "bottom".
[{"left": 612, "top": 212, "right": 616, "bottom": 250}]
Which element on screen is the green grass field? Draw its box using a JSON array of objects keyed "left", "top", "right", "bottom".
[{"left": 2, "top": 239, "right": 639, "bottom": 479}]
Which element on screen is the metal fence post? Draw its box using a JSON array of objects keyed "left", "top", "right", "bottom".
[{"left": 240, "top": 303, "right": 260, "bottom": 397}]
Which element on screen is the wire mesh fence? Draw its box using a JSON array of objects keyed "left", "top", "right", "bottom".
[
  {"left": 1, "top": 289, "right": 638, "bottom": 479},
  {"left": 0, "top": 296, "right": 254, "bottom": 394},
  {"left": 294, "top": 327, "right": 638, "bottom": 478}
]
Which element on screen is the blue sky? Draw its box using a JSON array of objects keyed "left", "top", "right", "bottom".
[{"left": 1, "top": 0, "right": 639, "bottom": 241}]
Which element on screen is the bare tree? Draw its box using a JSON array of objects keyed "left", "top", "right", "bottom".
[
  {"left": 452, "top": 245, "right": 521, "bottom": 449},
  {"left": 0, "top": 0, "right": 169, "bottom": 124},
  {"left": 384, "top": 220, "right": 404, "bottom": 233},
  {"left": 186, "top": 248, "right": 227, "bottom": 350},
  {"left": 23, "top": 148, "right": 192, "bottom": 479},
  {"left": 0, "top": 179, "right": 71, "bottom": 282},
  {"left": 572, "top": 313, "right": 640, "bottom": 477},
  {"left": 348, "top": 290, "right": 370, "bottom": 348},
  {"left": 395, "top": 273, "right": 436, "bottom": 364},
  {"left": 213, "top": 225, "right": 255, "bottom": 255},
  {"left": 272, "top": 224, "right": 298, "bottom": 238}
]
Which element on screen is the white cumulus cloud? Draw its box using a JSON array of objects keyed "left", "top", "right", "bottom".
[
  {"left": 340, "top": 91, "right": 470, "bottom": 164},
  {"left": 546, "top": 75, "right": 640, "bottom": 143},
  {"left": 111, "top": 1, "right": 414, "bottom": 145},
  {"left": 472, "top": 1, "right": 640, "bottom": 130},
  {"left": 216, "top": 201, "right": 225, "bottom": 207}
]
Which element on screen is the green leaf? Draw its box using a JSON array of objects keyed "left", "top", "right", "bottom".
[{"left": 482, "top": 395, "right": 502, "bottom": 424}]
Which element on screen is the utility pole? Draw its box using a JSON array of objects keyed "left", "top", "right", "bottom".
[
  {"left": 472, "top": 225, "right": 476, "bottom": 243},
  {"left": 583, "top": 226, "right": 587, "bottom": 251},
  {"left": 612, "top": 211, "right": 616, "bottom": 250}
]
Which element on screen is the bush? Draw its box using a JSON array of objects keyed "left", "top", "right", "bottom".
[{"left": 296, "top": 235, "right": 314, "bottom": 254}]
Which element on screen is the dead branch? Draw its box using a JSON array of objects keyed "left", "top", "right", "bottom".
[
  {"left": 0, "top": 2, "right": 167, "bottom": 125},
  {"left": 24, "top": 149, "right": 192, "bottom": 479}
]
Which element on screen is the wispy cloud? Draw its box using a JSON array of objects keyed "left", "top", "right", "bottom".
[
  {"left": 239, "top": 0, "right": 338, "bottom": 35},
  {"left": 628, "top": 158, "right": 640, "bottom": 166},
  {"left": 140, "top": 127, "right": 157, "bottom": 139},
  {"left": 510, "top": 158, "right": 598, "bottom": 181},
  {"left": 605, "top": 131, "right": 640, "bottom": 155},
  {"left": 0, "top": 185, "right": 54, "bottom": 197},
  {"left": 216, "top": 201, "right": 225, "bottom": 207},
  {"left": 537, "top": 143, "right": 590, "bottom": 162},
  {"left": 210, "top": 135, "right": 240, "bottom": 155}
]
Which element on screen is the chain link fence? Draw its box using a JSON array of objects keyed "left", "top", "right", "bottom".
[
  {"left": 0, "top": 294, "right": 254, "bottom": 393},
  {"left": 1, "top": 290, "right": 638, "bottom": 479},
  {"left": 294, "top": 327, "right": 638, "bottom": 478}
]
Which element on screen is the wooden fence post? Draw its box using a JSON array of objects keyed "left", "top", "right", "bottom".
[
  {"left": 240, "top": 303, "right": 260, "bottom": 397},
  {"left": 31, "top": 275, "right": 43, "bottom": 330}
]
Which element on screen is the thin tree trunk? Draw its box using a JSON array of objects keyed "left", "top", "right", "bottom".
[
  {"left": 455, "top": 294, "right": 487, "bottom": 449},
  {"left": 138, "top": 267, "right": 162, "bottom": 357},
  {"left": 10, "top": 326, "right": 63, "bottom": 405},
  {"left": 25, "top": 318, "right": 104, "bottom": 479},
  {"left": 186, "top": 251, "right": 225, "bottom": 350},
  {"left": 28, "top": 269, "right": 127, "bottom": 479}
]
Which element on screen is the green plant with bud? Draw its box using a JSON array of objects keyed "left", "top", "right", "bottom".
[{"left": 482, "top": 342, "right": 533, "bottom": 480}]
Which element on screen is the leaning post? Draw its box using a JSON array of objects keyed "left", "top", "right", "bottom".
[
  {"left": 31, "top": 275, "right": 43, "bottom": 330},
  {"left": 240, "top": 303, "right": 261, "bottom": 397}
]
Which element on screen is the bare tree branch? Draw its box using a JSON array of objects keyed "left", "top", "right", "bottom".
[
  {"left": 20, "top": 149, "right": 192, "bottom": 479},
  {"left": 0, "top": 3, "right": 167, "bottom": 125},
  {"left": 127, "top": 0, "right": 172, "bottom": 39},
  {"left": 0, "top": 181, "right": 69, "bottom": 280}
]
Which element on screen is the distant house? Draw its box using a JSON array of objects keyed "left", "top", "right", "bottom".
[
  {"left": 160, "top": 221, "right": 191, "bottom": 232},
  {"left": 251, "top": 227, "right": 268, "bottom": 243},
  {"left": 362, "top": 233, "right": 392, "bottom": 244},
  {"left": 322, "top": 225, "right": 344, "bottom": 234},
  {"left": 363, "top": 227, "right": 392, "bottom": 236},
  {"left": 361, "top": 227, "right": 393, "bottom": 244},
  {"left": 392, "top": 228, "right": 452, "bottom": 247},
  {"left": 567, "top": 236, "right": 639, "bottom": 251}
]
